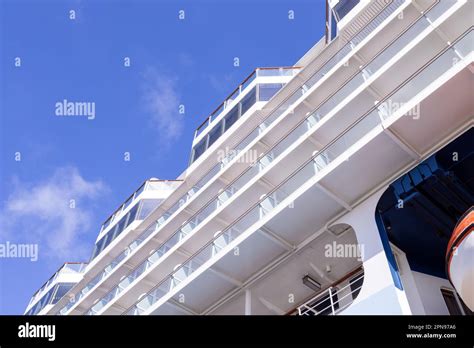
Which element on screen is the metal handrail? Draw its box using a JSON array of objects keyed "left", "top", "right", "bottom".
[
  {"left": 171, "top": 23, "right": 473, "bottom": 313},
  {"left": 100, "top": 179, "right": 184, "bottom": 230},
  {"left": 132, "top": 0, "right": 438, "bottom": 300},
  {"left": 298, "top": 272, "right": 364, "bottom": 315},
  {"left": 299, "top": 283, "right": 365, "bottom": 315},
  {"left": 27, "top": 262, "right": 88, "bottom": 309},
  {"left": 192, "top": 0, "right": 405, "bottom": 140},
  {"left": 180, "top": 0, "right": 412, "bottom": 240},
  {"left": 61, "top": 1, "right": 406, "bottom": 316},
  {"left": 124, "top": 26, "right": 472, "bottom": 315}
]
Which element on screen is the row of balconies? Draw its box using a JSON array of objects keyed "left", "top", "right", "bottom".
[
  {"left": 121, "top": 3, "right": 472, "bottom": 316},
  {"left": 51, "top": 0, "right": 464, "bottom": 315},
  {"left": 52, "top": 0, "right": 412, "bottom": 315}
]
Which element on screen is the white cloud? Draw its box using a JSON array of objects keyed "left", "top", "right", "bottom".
[
  {"left": 0, "top": 167, "right": 108, "bottom": 261},
  {"left": 141, "top": 68, "right": 185, "bottom": 148}
]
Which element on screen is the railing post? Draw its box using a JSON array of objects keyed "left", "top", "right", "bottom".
[{"left": 329, "top": 287, "right": 335, "bottom": 315}]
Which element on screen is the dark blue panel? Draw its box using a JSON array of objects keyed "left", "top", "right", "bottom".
[
  {"left": 375, "top": 211, "right": 403, "bottom": 290},
  {"left": 376, "top": 128, "right": 473, "bottom": 279}
]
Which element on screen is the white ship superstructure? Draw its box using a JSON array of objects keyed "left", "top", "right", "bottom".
[
  {"left": 25, "top": 0, "right": 473, "bottom": 316},
  {"left": 24, "top": 263, "right": 87, "bottom": 316}
]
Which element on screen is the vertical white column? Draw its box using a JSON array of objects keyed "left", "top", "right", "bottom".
[
  {"left": 245, "top": 289, "right": 251, "bottom": 315},
  {"left": 332, "top": 187, "right": 412, "bottom": 314}
]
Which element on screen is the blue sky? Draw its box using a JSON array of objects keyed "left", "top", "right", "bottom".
[{"left": 0, "top": 0, "right": 325, "bottom": 314}]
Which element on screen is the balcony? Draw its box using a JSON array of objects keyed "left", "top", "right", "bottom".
[
  {"left": 98, "top": 179, "right": 182, "bottom": 236},
  {"left": 123, "top": 27, "right": 473, "bottom": 315},
  {"left": 25, "top": 262, "right": 87, "bottom": 315},
  {"left": 55, "top": 0, "right": 410, "bottom": 316},
  {"left": 190, "top": 67, "right": 301, "bottom": 164},
  {"left": 297, "top": 271, "right": 364, "bottom": 315},
  {"left": 96, "top": 0, "right": 459, "bottom": 315},
  {"left": 90, "top": 180, "right": 182, "bottom": 262},
  {"left": 193, "top": 67, "right": 301, "bottom": 140}
]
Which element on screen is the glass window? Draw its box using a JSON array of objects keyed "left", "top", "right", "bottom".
[
  {"left": 331, "top": 12, "right": 338, "bottom": 40},
  {"left": 33, "top": 295, "right": 46, "bottom": 314},
  {"left": 240, "top": 87, "right": 257, "bottom": 116},
  {"left": 90, "top": 244, "right": 100, "bottom": 261},
  {"left": 192, "top": 138, "right": 207, "bottom": 162},
  {"left": 111, "top": 215, "right": 127, "bottom": 240},
  {"left": 93, "top": 229, "right": 111, "bottom": 260},
  {"left": 138, "top": 199, "right": 162, "bottom": 220},
  {"left": 127, "top": 203, "right": 140, "bottom": 226},
  {"left": 333, "top": 0, "right": 360, "bottom": 21},
  {"left": 258, "top": 84, "right": 284, "bottom": 101},
  {"left": 97, "top": 233, "right": 109, "bottom": 254},
  {"left": 123, "top": 194, "right": 134, "bottom": 210},
  {"left": 27, "top": 285, "right": 55, "bottom": 315},
  {"left": 102, "top": 215, "right": 113, "bottom": 230},
  {"left": 224, "top": 105, "right": 239, "bottom": 132},
  {"left": 94, "top": 238, "right": 104, "bottom": 257},
  {"left": 90, "top": 201, "right": 141, "bottom": 261},
  {"left": 52, "top": 283, "right": 74, "bottom": 304},
  {"left": 208, "top": 123, "right": 223, "bottom": 148},
  {"left": 135, "top": 182, "right": 146, "bottom": 197}
]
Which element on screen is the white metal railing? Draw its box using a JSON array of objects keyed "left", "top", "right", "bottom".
[
  {"left": 26, "top": 262, "right": 87, "bottom": 313},
  {"left": 84, "top": 0, "right": 466, "bottom": 316},
  {"left": 90, "top": 0, "right": 459, "bottom": 315},
  {"left": 57, "top": 0, "right": 406, "bottom": 316},
  {"left": 91, "top": 0, "right": 430, "bottom": 316},
  {"left": 298, "top": 272, "right": 365, "bottom": 316},
  {"left": 99, "top": 180, "right": 180, "bottom": 234},
  {"left": 193, "top": 67, "right": 301, "bottom": 140},
  {"left": 124, "top": 29, "right": 472, "bottom": 316}
]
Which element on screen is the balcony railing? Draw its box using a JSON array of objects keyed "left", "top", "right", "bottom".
[
  {"left": 124, "top": 29, "right": 472, "bottom": 316},
  {"left": 190, "top": 70, "right": 302, "bottom": 164},
  {"left": 193, "top": 67, "right": 301, "bottom": 140},
  {"left": 87, "top": 0, "right": 459, "bottom": 315},
  {"left": 58, "top": 0, "right": 406, "bottom": 316},
  {"left": 27, "top": 262, "right": 87, "bottom": 311},
  {"left": 99, "top": 179, "right": 182, "bottom": 234},
  {"left": 58, "top": 208, "right": 165, "bottom": 315},
  {"left": 298, "top": 272, "right": 365, "bottom": 316}
]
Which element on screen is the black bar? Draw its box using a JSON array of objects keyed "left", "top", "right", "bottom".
[{"left": 0, "top": 315, "right": 472, "bottom": 346}]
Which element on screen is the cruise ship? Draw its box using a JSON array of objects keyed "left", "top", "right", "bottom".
[{"left": 24, "top": 0, "right": 473, "bottom": 317}]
